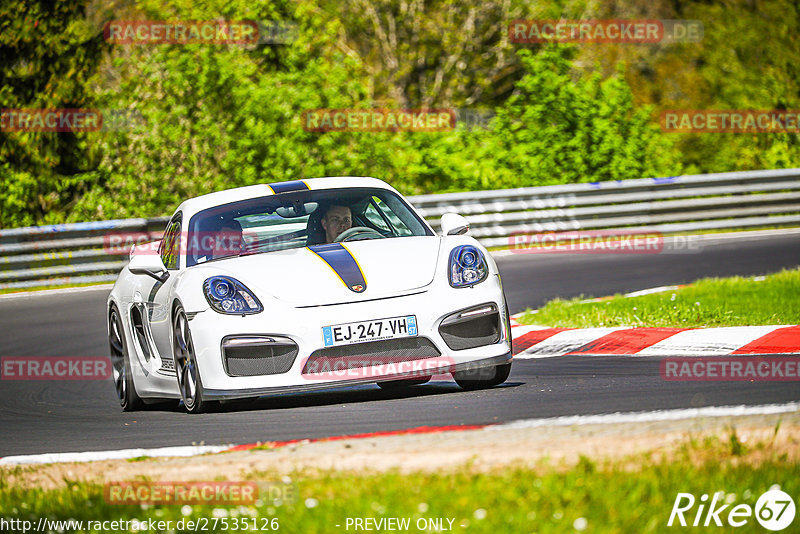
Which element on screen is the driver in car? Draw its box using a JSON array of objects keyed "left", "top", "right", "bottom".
[{"left": 320, "top": 204, "right": 353, "bottom": 243}]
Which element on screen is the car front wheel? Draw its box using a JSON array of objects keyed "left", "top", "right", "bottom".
[{"left": 173, "top": 306, "right": 212, "bottom": 414}]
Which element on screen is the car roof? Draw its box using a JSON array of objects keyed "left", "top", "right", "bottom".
[{"left": 173, "top": 177, "right": 401, "bottom": 219}]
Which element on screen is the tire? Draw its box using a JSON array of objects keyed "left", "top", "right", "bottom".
[
  {"left": 173, "top": 305, "right": 213, "bottom": 414},
  {"left": 377, "top": 376, "right": 431, "bottom": 389},
  {"left": 108, "top": 306, "right": 143, "bottom": 411},
  {"left": 453, "top": 362, "right": 511, "bottom": 390}
]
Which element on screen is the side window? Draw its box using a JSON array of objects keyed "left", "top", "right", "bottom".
[
  {"left": 364, "top": 200, "right": 390, "bottom": 232},
  {"left": 160, "top": 219, "right": 181, "bottom": 270},
  {"left": 375, "top": 196, "right": 412, "bottom": 236}
]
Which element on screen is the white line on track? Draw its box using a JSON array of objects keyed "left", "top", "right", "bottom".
[
  {"left": 492, "top": 401, "right": 800, "bottom": 430},
  {"left": 5, "top": 403, "right": 797, "bottom": 466},
  {"left": 0, "top": 444, "right": 231, "bottom": 466}
]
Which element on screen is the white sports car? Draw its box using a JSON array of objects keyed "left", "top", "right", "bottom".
[{"left": 107, "top": 177, "right": 512, "bottom": 413}]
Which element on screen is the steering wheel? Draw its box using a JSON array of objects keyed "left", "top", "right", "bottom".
[{"left": 334, "top": 226, "right": 385, "bottom": 242}]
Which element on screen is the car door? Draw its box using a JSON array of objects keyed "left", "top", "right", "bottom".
[
  {"left": 127, "top": 214, "right": 182, "bottom": 377},
  {"left": 147, "top": 214, "right": 183, "bottom": 367}
]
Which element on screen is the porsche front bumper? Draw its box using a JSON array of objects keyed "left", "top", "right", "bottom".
[{"left": 187, "top": 274, "right": 511, "bottom": 399}]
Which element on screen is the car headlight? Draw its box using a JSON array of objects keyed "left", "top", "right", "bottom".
[
  {"left": 448, "top": 245, "right": 488, "bottom": 288},
  {"left": 203, "top": 276, "right": 263, "bottom": 314}
]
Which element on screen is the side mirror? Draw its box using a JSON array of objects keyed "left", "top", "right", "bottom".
[
  {"left": 440, "top": 213, "right": 470, "bottom": 236},
  {"left": 128, "top": 253, "right": 169, "bottom": 282}
]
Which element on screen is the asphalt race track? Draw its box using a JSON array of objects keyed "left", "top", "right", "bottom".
[{"left": 1, "top": 232, "right": 798, "bottom": 457}]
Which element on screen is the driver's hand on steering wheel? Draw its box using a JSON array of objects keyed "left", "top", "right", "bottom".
[{"left": 333, "top": 226, "right": 385, "bottom": 242}]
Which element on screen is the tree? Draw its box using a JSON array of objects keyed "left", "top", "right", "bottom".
[
  {"left": 0, "top": 0, "right": 109, "bottom": 227},
  {"left": 437, "top": 46, "right": 683, "bottom": 191},
  {"left": 327, "top": 0, "right": 576, "bottom": 108}
]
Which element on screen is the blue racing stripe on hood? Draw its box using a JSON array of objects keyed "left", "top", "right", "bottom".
[
  {"left": 308, "top": 243, "right": 367, "bottom": 293},
  {"left": 269, "top": 180, "right": 309, "bottom": 194}
]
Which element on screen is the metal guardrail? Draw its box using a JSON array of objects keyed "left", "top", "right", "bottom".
[
  {"left": 0, "top": 218, "right": 169, "bottom": 290},
  {"left": 1, "top": 168, "right": 799, "bottom": 290}
]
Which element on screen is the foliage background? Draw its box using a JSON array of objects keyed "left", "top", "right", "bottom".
[{"left": 1, "top": 0, "right": 797, "bottom": 227}]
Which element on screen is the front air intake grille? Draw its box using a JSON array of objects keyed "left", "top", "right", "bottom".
[
  {"left": 439, "top": 303, "right": 501, "bottom": 351},
  {"left": 222, "top": 337, "right": 298, "bottom": 377},
  {"left": 303, "top": 337, "right": 441, "bottom": 374}
]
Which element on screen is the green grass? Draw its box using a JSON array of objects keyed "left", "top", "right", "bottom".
[
  {"left": 518, "top": 268, "right": 800, "bottom": 328},
  {"left": 1, "top": 434, "right": 796, "bottom": 533}
]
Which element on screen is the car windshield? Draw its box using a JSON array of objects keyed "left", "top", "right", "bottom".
[{"left": 185, "top": 187, "right": 433, "bottom": 267}]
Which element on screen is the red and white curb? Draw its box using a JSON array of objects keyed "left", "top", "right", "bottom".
[
  {"left": 506, "top": 278, "right": 800, "bottom": 357},
  {"left": 2, "top": 402, "right": 799, "bottom": 466},
  {"left": 510, "top": 322, "right": 800, "bottom": 358}
]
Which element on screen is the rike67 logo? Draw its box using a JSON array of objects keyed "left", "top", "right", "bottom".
[{"left": 668, "top": 487, "right": 795, "bottom": 530}]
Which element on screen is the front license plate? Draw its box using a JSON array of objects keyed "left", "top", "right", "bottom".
[{"left": 322, "top": 315, "right": 417, "bottom": 347}]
